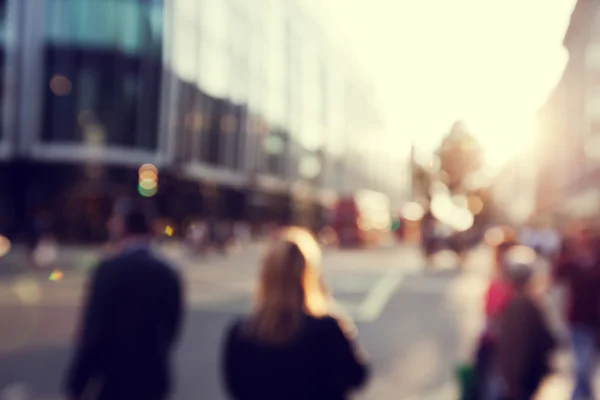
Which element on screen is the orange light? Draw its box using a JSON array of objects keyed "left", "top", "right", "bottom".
[
  {"left": 468, "top": 196, "right": 484, "bottom": 215},
  {"left": 484, "top": 227, "right": 505, "bottom": 246},
  {"left": 48, "top": 269, "right": 64, "bottom": 282},
  {"left": 138, "top": 163, "right": 158, "bottom": 176},
  {"left": 139, "top": 170, "right": 157, "bottom": 182},
  {"left": 50, "top": 75, "right": 72, "bottom": 96},
  {"left": 0, "top": 235, "right": 11, "bottom": 257}
]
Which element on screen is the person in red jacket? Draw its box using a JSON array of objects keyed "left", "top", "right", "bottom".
[{"left": 469, "top": 240, "right": 517, "bottom": 399}]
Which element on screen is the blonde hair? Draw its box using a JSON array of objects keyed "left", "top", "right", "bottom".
[{"left": 248, "top": 227, "right": 331, "bottom": 343}]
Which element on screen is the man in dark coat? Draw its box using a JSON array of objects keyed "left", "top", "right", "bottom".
[
  {"left": 65, "top": 209, "right": 184, "bottom": 400},
  {"left": 497, "top": 264, "right": 555, "bottom": 400}
]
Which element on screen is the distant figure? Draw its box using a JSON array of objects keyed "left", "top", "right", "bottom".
[
  {"left": 64, "top": 209, "right": 184, "bottom": 400},
  {"left": 553, "top": 230, "right": 600, "bottom": 400},
  {"left": 186, "top": 220, "right": 208, "bottom": 255},
  {"left": 222, "top": 227, "right": 369, "bottom": 400},
  {"left": 27, "top": 208, "right": 55, "bottom": 268},
  {"left": 497, "top": 264, "right": 555, "bottom": 400}
]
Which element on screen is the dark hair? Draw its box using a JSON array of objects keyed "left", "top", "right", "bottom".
[
  {"left": 124, "top": 210, "right": 151, "bottom": 235},
  {"left": 509, "top": 264, "right": 533, "bottom": 291}
]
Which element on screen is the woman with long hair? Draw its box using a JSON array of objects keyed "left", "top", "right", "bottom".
[{"left": 222, "top": 227, "right": 369, "bottom": 400}]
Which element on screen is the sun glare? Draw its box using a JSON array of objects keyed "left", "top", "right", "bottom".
[{"left": 325, "top": 0, "right": 576, "bottom": 171}]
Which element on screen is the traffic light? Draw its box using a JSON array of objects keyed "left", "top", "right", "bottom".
[{"left": 138, "top": 163, "right": 158, "bottom": 197}]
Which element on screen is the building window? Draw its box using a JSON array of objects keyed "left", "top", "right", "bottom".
[
  {"left": 41, "top": 0, "right": 164, "bottom": 150},
  {"left": 42, "top": 50, "right": 162, "bottom": 150},
  {"left": 45, "top": 0, "right": 163, "bottom": 58}
]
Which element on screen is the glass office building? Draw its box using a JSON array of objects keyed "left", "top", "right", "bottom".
[{"left": 0, "top": 0, "right": 394, "bottom": 241}]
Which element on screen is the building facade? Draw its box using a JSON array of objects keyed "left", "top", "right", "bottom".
[
  {"left": 535, "top": 0, "right": 600, "bottom": 222},
  {"left": 491, "top": 151, "right": 537, "bottom": 225},
  {"left": 0, "top": 0, "right": 402, "bottom": 242}
]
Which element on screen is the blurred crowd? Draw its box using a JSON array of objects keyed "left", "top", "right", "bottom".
[
  {"left": 466, "top": 224, "right": 600, "bottom": 400},
  {"left": 25, "top": 197, "right": 600, "bottom": 400}
]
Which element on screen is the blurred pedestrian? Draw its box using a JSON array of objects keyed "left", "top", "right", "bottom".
[
  {"left": 470, "top": 240, "right": 517, "bottom": 399},
  {"left": 553, "top": 229, "right": 600, "bottom": 400},
  {"left": 27, "top": 207, "right": 55, "bottom": 268},
  {"left": 496, "top": 264, "right": 556, "bottom": 400},
  {"left": 64, "top": 209, "right": 184, "bottom": 400},
  {"left": 222, "top": 227, "right": 369, "bottom": 400}
]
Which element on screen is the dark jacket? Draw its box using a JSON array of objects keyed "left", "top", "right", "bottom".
[
  {"left": 222, "top": 315, "right": 369, "bottom": 400},
  {"left": 496, "top": 294, "right": 555, "bottom": 400},
  {"left": 65, "top": 247, "right": 183, "bottom": 400},
  {"left": 553, "top": 256, "right": 600, "bottom": 328}
]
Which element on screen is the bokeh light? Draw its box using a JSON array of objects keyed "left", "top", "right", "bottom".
[
  {"left": 452, "top": 209, "right": 474, "bottom": 232},
  {"left": 139, "top": 170, "right": 158, "bottom": 181},
  {"left": 164, "top": 225, "right": 174, "bottom": 237},
  {"left": 506, "top": 245, "right": 537, "bottom": 265},
  {"left": 138, "top": 163, "right": 159, "bottom": 197},
  {"left": 138, "top": 184, "right": 158, "bottom": 197},
  {"left": 139, "top": 178, "right": 158, "bottom": 190},
  {"left": 402, "top": 202, "right": 425, "bottom": 222},
  {"left": 49, "top": 75, "right": 72, "bottom": 96},
  {"left": 484, "top": 227, "right": 505, "bottom": 246},
  {"left": 10, "top": 277, "right": 41, "bottom": 305},
  {"left": 467, "top": 195, "right": 484, "bottom": 215},
  {"left": 431, "top": 194, "right": 474, "bottom": 232},
  {"left": 48, "top": 269, "right": 64, "bottom": 282},
  {"left": 139, "top": 163, "right": 158, "bottom": 176},
  {"left": 0, "top": 235, "right": 11, "bottom": 257}
]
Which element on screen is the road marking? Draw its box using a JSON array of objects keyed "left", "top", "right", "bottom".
[
  {"left": 400, "top": 382, "right": 457, "bottom": 400},
  {"left": 356, "top": 271, "right": 405, "bottom": 322}
]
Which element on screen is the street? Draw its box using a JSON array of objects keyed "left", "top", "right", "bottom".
[{"left": 0, "top": 243, "right": 569, "bottom": 399}]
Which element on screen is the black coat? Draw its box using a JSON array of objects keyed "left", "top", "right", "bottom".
[
  {"left": 64, "top": 247, "right": 184, "bottom": 400},
  {"left": 222, "top": 315, "right": 369, "bottom": 400}
]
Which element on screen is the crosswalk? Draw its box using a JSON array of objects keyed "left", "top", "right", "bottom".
[{"left": 0, "top": 265, "right": 427, "bottom": 323}]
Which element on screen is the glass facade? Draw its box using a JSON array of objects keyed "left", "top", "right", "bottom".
[
  {"left": 0, "top": 0, "right": 8, "bottom": 141},
  {"left": 41, "top": 0, "right": 164, "bottom": 150},
  {"left": 5, "top": 0, "right": 388, "bottom": 196}
]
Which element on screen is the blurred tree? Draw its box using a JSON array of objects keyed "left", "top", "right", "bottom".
[{"left": 437, "top": 121, "right": 484, "bottom": 192}]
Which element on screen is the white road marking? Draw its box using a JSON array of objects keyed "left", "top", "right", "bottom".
[
  {"left": 400, "top": 381, "right": 457, "bottom": 400},
  {"left": 356, "top": 271, "right": 406, "bottom": 322}
]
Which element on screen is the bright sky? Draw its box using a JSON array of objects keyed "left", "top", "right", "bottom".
[{"left": 325, "top": 0, "right": 577, "bottom": 170}]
